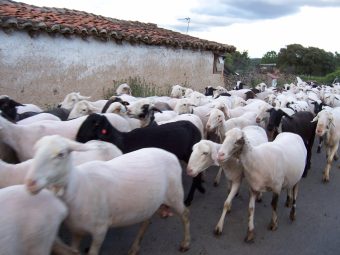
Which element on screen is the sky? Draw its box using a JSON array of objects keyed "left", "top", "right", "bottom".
[{"left": 18, "top": 0, "right": 340, "bottom": 58}]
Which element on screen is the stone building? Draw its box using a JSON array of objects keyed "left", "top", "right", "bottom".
[{"left": 0, "top": 0, "right": 235, "bottom": 106}]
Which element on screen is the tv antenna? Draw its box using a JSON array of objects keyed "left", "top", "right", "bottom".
[{"left": 178, "top": 17, "right": 191, "bottom": 34}]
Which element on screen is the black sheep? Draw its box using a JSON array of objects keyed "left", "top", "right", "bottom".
[{"left": 267, "top": 109, "right": 316, "bottom": 177}]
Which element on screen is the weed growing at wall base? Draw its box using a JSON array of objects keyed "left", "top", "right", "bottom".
[{"left": 102, "top": 76, "right": 171, "bottom": 99}]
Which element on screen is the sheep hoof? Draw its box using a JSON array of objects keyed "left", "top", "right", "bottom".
[
  {"left": 214, "top": 227, "right": 222, "bottom": 236},
  {"left": 285, "top": 198, "right": 293, "bottom": 208},
  {"left": 268, "top": 221, "right": 278, "bottom": 231},
  {"left": 290, "top": 211, "right": 296, "bottom": 221},
  {"left": 317, "top": 147, "right": 321, "bottom": 153},
  {"left": 213, "top": 181, "right": 219, "bottom": 187},
  {"left": 184, "top": 199, "right": 192, "bottom": 207},
  {"left": 179, "top": 244, "right": 190, "bottom": 252},
  {"left": 244, "top": 230, "right": 255, "bottom": 243},
  {"left": 322, "top": 176, "right": 329, "bottom": 183},
  {"left": 197, "top": 186, "right": 206, "bottom": 194}
]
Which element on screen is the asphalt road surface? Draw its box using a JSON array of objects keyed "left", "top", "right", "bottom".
[{"left": 62, "top": 142, "right": 340, "bottom": 255}]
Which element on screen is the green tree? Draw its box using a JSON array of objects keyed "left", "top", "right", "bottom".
[
  {"left": 261, "top": 51, "right": 278, "bottom": 64},
  {"left": 224, "top": 50, "right": 250, "bottom": 74},
  {"left": 277, "top": 44, "right": 336, "bottom": 76}
]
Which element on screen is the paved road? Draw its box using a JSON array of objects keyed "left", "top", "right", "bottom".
[{"left": 65, "top": 143, "right": 340, "bottom": 255}]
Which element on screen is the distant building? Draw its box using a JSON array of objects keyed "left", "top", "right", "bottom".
[{"left": 0, "top": 0, "right": 235, "bottom": 105}]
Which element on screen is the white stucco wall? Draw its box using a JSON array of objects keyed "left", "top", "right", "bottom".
[{"left": 0, "top": 30, "right": 224, "bottom": 107}]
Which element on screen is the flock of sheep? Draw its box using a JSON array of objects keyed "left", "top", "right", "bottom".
[{"left": 0, "top": 78, "right": 340, "bottom": 255}]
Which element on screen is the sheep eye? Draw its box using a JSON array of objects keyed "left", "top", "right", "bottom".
[
  {"left": 56, "top": 152, "right": 65, "bottom": 159},
  {"left": 202, "top": 152, "right": 208, "bottom": 155},
  {"left": 72, "top": 99, "right": 76, "bottom": 101}
]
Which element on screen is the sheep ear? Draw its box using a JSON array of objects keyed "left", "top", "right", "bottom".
[
  {"left": 66, "top": 139, "right": 97, "bottom": 152},
  {"left": 311, "top": 116, "right": 318, "bottom": 122},
  {"left": 236, "top": 136, "right": 245, "bottom": 146},
  {"left": 151, "top": 106, "right": 162, "bottom": 113},
  {"left": 88, "top": 105, "right": 101, "bottom": 113}
]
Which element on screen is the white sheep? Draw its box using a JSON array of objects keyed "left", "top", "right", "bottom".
[
  {"left": 116, "top": 83, "right": 132, "bottom": 96},
  {"left": 158, "top": 113, "right": 205, "bottom": 138},
  {"left": 0, "top": 113, "right": 130, "bottom": 161},
  {"left": 105, "top": 102, "right": 141, "bottom": 129},
  {"left": 17, "top": 113, "right": 61, "bottom": 124},
  {"left": 170, "top": 84, "right": 185, "bottom": 98},
  {"left": 0, "top": 185, "right": 77, "bottom": 255},
  {"left": 67, "top": 100, "right": 102, "bottom": 119},
  {"left": 25, "top": 135, "right": 190, "bottom": 255},
  {"left": 58, "top": 92, "right": 91, "bottom": 110},
  {"left": 187, "top": 125, "right": 268, "bottom": 235},
  {"left": 313, "top": 107, "right": 340, "bottom": 182},
  {"left": 16, "top": 103, "right": 43, "bottom": 114},
  {"left": 206, "top": 109, "right": 258, "bottom": 141},
  {"left": 0, "top": 140, "right": 122, "bottom": 188},
  {"left": 218, "top": 129, "right": 306, "bottom": 242}
]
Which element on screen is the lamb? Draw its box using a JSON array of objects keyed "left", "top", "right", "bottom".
[
  {"left": 312, "top": 107, "right": 340, "bottom": 182},
  {"left": 0, "top": 140, "right": 122, "bottom": 188},
  {"left": 186, "top": 125, "right": 268, "bottom": 235},
  {"left": 75, "top": 113, "right": 203, "bottom": 206},
  {"left": 25, "top": 135, "right": 190, "bottom": 255},
  {"left": 218, "top": 129, "right": 306, "bottom": 242},
  {"left": 0, "top": 185, "right": 77, "bottom": 255}
]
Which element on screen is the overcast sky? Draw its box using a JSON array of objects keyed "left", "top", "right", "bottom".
[{"left": 19, "top": 0, "right": 340, "bottom": 58}]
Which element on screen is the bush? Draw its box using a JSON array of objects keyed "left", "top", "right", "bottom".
[{"left": 300, "top": 68, "right": 340, "bottom": 85}]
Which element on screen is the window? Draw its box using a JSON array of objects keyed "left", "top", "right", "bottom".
[{"left": 213, "top": 54, "right": 224, "bottom": 74}]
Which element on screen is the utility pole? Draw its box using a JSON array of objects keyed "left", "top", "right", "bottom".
[{"left": 178, "top": 17, "right": 190, "bottom": 34}]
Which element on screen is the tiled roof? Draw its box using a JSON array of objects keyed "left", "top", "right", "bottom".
[{"left": 0, "top": 0, "right": 236, "bottom": 53}]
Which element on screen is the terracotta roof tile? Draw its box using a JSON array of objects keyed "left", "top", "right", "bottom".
[{"left": 0, "top": 0, "right": 236, "bottom": 53}]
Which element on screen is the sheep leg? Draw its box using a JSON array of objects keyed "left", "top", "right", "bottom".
[
  {"left": 245, "top": 189, "right": 258, "bottom": 243},
  {"left": 52, "top": 237, "right": 80, "bottom": 255},
  {"left": 214, "top": 181, "right": 240, "bottom": 235},
  {"left": 317, "top": 136, "right": 323, "bottom": 153},
  {"left": 290, "top": 184, "right": 299, "bottom": 221},
  {"left": 128, "top": 220, "right": 150, "bottom": 255},
  {"left": 302, "top": 142, "right": 312, "bottom": 177},
  {"left": 171, "top": 200, "right": 191, "bottom": 252},
  {"left": 213, "top": 167, "right": 223, "bottom": 187},
  {"left": 179, "top": 207, "right": 191, "bottom": 252},
  {"left": 70, "top": 233, "right": 83, "bottom": 251},
  {"left": 323, "top": 144, "right": 339, "bottom": 182},
  {"left": 88, "top": 227, "right": 107, "bottom": 255},
  {"left": 268, "top": 193, "right": 279, "bottom": 231},
  {"left": 285, "top": 189, "right": 293, "bottom": 208},
  {"left": 184, "top": 173, "right": 205, "bottom": 206}
]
